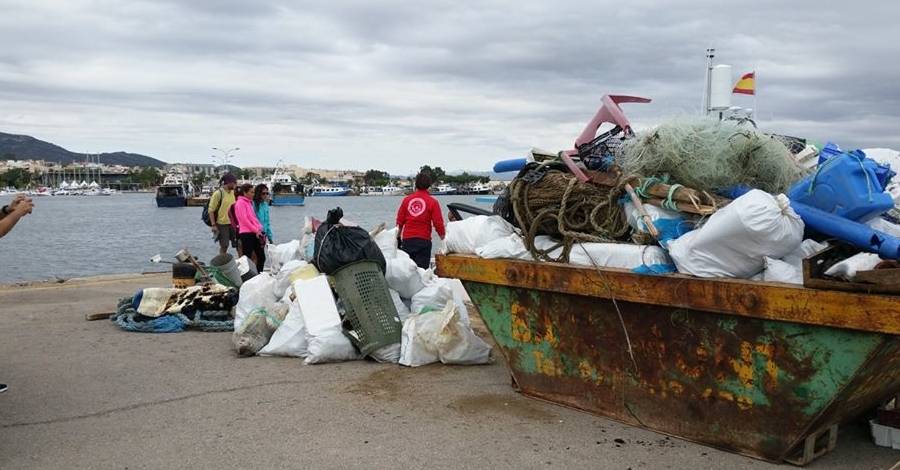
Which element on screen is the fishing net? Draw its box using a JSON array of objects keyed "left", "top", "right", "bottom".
[
  {"left": 509, "top": 163, "right": 631, "bottom": 262},
  {"left": 618, "top": 117, "right": 804, "bottom": 194}
]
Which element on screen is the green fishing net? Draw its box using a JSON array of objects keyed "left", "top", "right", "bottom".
[{"left": 618, "top": 118, "right": 803, "bottom": 194}]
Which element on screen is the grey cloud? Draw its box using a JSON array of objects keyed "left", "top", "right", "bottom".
[{"left": 0, "top": 0, "right": 898, "bottom": 172}]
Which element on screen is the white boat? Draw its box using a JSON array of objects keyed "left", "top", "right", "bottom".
[
  {"left": 362, "top": 185, "right": 403, "bottom": 196},
  {"left": 469, "top": 183, "right": 492, "bottom": 194},
  {"left": 156, "top": 172, "right": 192, "bottom": 207},
  {"left": 311, "top": 185, "right": 352, "bottom": 197},
  {"left": 430, "top": 183, "right": 457, "bottom": 195}
]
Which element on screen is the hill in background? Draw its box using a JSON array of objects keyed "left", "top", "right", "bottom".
[{"left": 0, "top": 132, "right": 166, "bottom": 168}]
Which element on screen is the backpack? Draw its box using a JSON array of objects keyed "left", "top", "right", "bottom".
[
  {"left": 228, "top": 204, "right": 240, "bottom": 232},
  {"left": 201, "top": 189, "right": 225, "bottom": 226}
]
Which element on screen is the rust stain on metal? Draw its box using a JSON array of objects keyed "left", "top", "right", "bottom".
[
  {"left": 436, "top": 254, "right": 900, "bottom": 335},
  {"left": 448, "top": 257, "right": 900, "bottom": 463}
]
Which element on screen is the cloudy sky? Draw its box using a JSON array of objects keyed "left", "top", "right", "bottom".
[{"left": 1, "top": 1, "right": 897, "bottom": 173}]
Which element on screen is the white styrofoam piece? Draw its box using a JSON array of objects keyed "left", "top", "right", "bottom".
[{"left": 293, "top": 275, "right": 340, "bottom": 335}]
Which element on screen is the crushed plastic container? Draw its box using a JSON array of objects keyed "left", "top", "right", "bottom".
[{"left": 789, "top": 150, "right": 895, "bottom": 221}]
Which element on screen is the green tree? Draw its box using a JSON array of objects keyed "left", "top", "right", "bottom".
[
  {"left": 418, "top": 165, "right": 446, "bottom": 182},
  {"left": 1, "top": 168, "right": 34, "bottom": 188},
  {"left": 364, "top": 169, "right": 390, "bottom": 186}
]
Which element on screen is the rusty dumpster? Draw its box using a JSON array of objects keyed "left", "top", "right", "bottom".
[{"left": 436, "top": 254, "right": 900, "bottom": 464}]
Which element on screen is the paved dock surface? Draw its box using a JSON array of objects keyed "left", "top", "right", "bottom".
[{"left": 0, "top": 274, "right": 897, "bottom": 469}]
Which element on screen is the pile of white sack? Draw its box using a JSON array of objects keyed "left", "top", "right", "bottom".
[{"left": 231, "top": 220, "right": 492, "bottom": 367}]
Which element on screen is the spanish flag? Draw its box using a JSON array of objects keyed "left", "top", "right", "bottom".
[{"left": 733, "top": 72, "right": 755, "bottom": 95}]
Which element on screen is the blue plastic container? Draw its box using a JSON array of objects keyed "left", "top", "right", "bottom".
[
  {"left": 817, "top": 141, "right": 844, "bottom": 166},
  {"left": 788, "top": 151, "right": 895, "bottom": 221}
]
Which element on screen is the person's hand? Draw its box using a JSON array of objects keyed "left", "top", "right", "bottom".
[
  {"left": 8, "top": 194, "right": 27, "bottom": 211},
  {"left": 211, "top": 225, "right": 219, "bottom": 233},
  {"left": 12, "top": 197, "right": 33, "bottom": 216}
]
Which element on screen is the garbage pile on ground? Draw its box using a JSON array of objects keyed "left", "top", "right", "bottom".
[
  {"left": 226, "top": 208, "right": 492, "bottom": 367},
  {"left": 457, "top": 97, "right": 900, "bottom": 290}
]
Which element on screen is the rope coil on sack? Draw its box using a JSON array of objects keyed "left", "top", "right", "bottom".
[{"left": 509, "top": 164, "right": 631, "bottom": 262}]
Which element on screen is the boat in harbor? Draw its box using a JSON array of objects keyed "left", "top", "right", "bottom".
[
  {"left": 361, "top": 185, "right": 403, "bottom": 196},
  {"left": 155, "top": 172, "right": 191, "bottom": 207},
  {"left": 310, "top": 185, "right": 351, "bottom": 197},
  {"left": 468, "top": 182, "right": 492, "bottom": 195},
  {"left": 269, "top": 168, "right": 306, "bottom": 206},
  {"left": 430, "top": 183, "right": 457, "bottom": 195}
]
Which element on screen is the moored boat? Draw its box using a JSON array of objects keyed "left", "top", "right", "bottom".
[
  {"left": 430, "top": 183, "right": 457, "bottom": 195},
  {"left": 310, "top": 185, "right": 351, "bottom": 197},
  {"left": 155, "top": 172, "right": 191, "bottom": 207},
  {"left": 269, "top": 168, "right": 306, "bottom": 206}
]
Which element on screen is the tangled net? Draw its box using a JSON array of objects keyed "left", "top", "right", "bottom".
[
  {"left": 509, "top": 165, "right": 631, "bottom": 262},
  {"left": 618, "top": 117, "right": 803, "bottom": 194}
]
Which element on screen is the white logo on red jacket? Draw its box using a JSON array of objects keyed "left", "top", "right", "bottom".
[{"left": 408, "top": 197, "right": 426, "bottom": 217}]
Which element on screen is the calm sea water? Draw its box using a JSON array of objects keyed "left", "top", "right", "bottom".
[{"left": 0, "top": 193, "right": 484, "bottom": 283}]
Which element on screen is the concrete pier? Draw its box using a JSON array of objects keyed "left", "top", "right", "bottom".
[{"left": 0, "top": 274, "right": 895, "bottom": 469}]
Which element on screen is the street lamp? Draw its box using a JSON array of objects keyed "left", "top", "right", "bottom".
[{"left": 212, "top": 147, "right": 240, "bottom": 174}]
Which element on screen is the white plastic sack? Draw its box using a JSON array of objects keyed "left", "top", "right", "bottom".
[
  {"left": 399, "top": 301, "right": 491, "bottom": 367},
  {"left": 233, "top": 301, "right": 289, "bottom": 356},
  {"left": 234, "top": 272, "right": 277, "bottom": 332},
  {"left": 385, "top": 250, "right": 425, "bottom": 298},
  {"left": 390, "top": 289, "right": 412, "bottom": 322},
  {"left": 568, "top": 243, "right": 672, "bottom": 269},
  {"left": 266, "top": 240, "right": 301, "bottom": 273},
  {"left": 399, "top": 310, "right": 441, "bottom": 367},
  {"left": 443, "top": 215, "right": 515, "bottom": 255},
  {"left": 370, "top": 343, "right": 401, "bottom": 364},
  {"left": 780, "top": 239, "right": 829, "bottom": 267},
  {"left": 824, "top": 253, "right": 883, "bottom": 281},
  {"left": 475, "top": 234, "right": 533, "bottom": 260},
  {"left": 668, "top": 190, "right": 804, "bottom": 278},
  {"left": 258, "top": 292, "right": 308, "bottom": 357},
  {"left": 305, "top": 330, "right": 360, "bottom": 364},
  {"left": 761, "top": 239, "right": 829, "bottom": 285},
  {"left": 374, "top": 227, "right": 399, "bottom": 259},
  {"left": 762, "top": 257, "right": 802, "bottom": 284},
  {"left": 410, "top": 278, "right": 470, "bottom": 326},
  {"left": 273, "top": 259, "right": 306, "bottom": 298}
]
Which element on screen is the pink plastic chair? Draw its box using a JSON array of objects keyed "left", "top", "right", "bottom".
[{"left": 562, "top": 94, "right": 651, "bottom": 182}]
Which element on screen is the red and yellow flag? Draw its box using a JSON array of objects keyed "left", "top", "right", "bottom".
[{"left": 733, "top": 72, "right": 755, "bottom": 95}]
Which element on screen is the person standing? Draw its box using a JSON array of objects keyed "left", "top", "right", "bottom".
[
  {"left": 209, "top": 173, "right": 237, "bottom": 255},
  {"left": 233, "top": 183, "right": 267, "bottom": 272},
  {"left": 396, "top": 172, "right": 445, "bottom": 269},
  {"left": 253, "top": 183, "right": 274, "bottom": 243}
]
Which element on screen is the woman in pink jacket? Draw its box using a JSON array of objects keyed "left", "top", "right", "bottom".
[{"left": 232, "top": 183, "right": 266, "bottom": 272}]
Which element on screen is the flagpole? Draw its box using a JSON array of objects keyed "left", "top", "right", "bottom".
[{"left": 753, "top": 67, "right": 758, "bottom": 124}]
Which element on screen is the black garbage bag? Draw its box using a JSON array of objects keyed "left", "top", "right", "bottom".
[{"left": 314, "top": 207, "right": 386, "bottom": 275}]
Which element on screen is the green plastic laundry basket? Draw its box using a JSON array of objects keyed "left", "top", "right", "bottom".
[{"left": 331, "top": 261, "right": 402, "bottom": 356}]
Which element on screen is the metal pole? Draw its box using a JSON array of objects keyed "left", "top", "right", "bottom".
[{"left": 704, "top": 48, "right": 715, "bottom": 116}]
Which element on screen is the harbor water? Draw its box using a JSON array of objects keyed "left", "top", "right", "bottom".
[{"left": 0, "top": 193, "right": 483, "bottom": 284}]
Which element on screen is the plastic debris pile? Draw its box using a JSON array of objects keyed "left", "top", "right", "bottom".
[{"left": 473, "top": 105, "right": 900, "bottom": 288}]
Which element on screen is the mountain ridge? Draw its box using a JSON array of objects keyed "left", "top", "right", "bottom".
[{"left": 0, "top": 132, "right": 166, "bottom": 167}]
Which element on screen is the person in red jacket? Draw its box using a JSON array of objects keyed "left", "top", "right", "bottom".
[{"left": 396, "top": 172, "right": 446, "bottom": 269}]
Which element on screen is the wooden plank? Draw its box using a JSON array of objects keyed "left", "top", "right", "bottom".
[
  {"left": 855, "top": 269, "right": 900, "bottom": 286},
  {"left": 436, "top": 254, "right": 900, "bottom": 335},
  {"left": 85, "top": 311, "right": 115, "bottom": 321}
]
